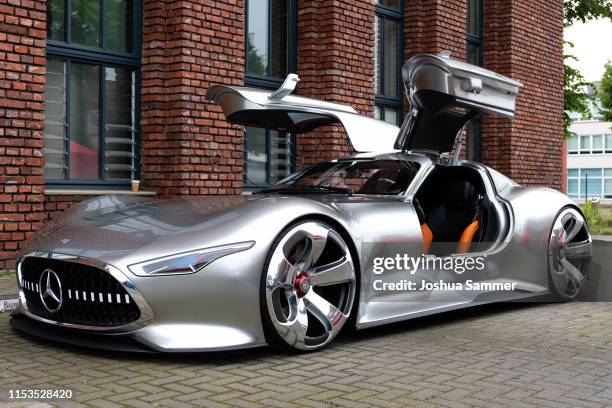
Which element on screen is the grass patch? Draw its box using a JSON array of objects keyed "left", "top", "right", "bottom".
[
  {"left": 581, "top": 203, "right": 612, "bottom": 236},
  {"left": 0, "top": 270, "right": 16, "bottom": 278}
]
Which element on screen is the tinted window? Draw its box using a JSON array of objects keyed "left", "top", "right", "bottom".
[
  {"left": 270, "top": 159, "right": 420, "bottom": 195},
  {"left": 246, "top": 0, "right": 290, "bottom": 78},
  {"left": 374, "top": 2, "right": 403, "bottom": 126}
]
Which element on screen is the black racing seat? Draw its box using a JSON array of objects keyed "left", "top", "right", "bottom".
[
  {"left": 426, "top": 180, "right": 480, "bottom": 245},
  {"left": 415, "top": 165, "right": 497, "bottom": 255}
]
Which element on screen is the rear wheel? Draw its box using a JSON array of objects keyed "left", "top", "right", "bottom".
[
  {"left": 261, "top": 220, "right": 356, "bottom": 351},
  {"left": 548, "top": 207, "right": 592, "bottom": 300}
]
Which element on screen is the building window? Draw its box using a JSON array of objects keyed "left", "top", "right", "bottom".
[
  {"left": 567, "top": 168, "right": 612, "bottom": 200},
  {"left": 467, "top": 0, "right": 483, "bottom": 66},
  {"left": 567, "top": 169, "right": 579, "bottom": 198},
  {"left": 580, "top": 135, "right": 591, "bottom": 153},
  {"left": 374, "top": 0, "right": 404, "bottom": 126},
  {"left": 44, "top": 0, "right": 141, "bottom": 186},
  {"left": 568, "top": 135, "right": 579, "bottom": 154},
  {"left": 570, "top": 134, "right": 612, "bottom": 155},
  {"left": 606, "top": 169, "right": 612, "bottom": 199},
  {"left": 592, "top": 135, "right": 604, "bottom": 153},
  {"left": 244, "top": 128, "right": 295, "bottom": 186},
  {"left": 246, "top": 0, "right": 296, "bottom": 87},
  {"left": 244, "top": 0, "right": 297, "bottom": 187},
  {"left": 466, "top": 0, "right": 483, "bottom": 161}
]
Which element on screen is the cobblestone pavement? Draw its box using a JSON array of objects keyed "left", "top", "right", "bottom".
[
  {"left": 1, "top": 241, "right": 611, "bottom": 408},
  {"left": 1, "top": 273, "right": 16, "bottom": 298},
  {"left": 0, "top": 299, "right": 611, "bottom": 408}
]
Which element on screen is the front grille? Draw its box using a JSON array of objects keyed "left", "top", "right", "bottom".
[{"left": 20, "top": 257, "right": 141, "bottom": 327}]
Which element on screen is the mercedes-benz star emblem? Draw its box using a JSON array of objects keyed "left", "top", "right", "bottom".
[{"left": 39, "top": 268, "right": 63, "bottom": 313}]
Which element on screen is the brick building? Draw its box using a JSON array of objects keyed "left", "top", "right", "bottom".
[{"left": 0, "top": 0, "right": 565, "bottom": 270}]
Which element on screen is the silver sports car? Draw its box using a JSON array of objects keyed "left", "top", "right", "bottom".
[{"left": 11, "top": 53, "right": 592, "bottom": 352}]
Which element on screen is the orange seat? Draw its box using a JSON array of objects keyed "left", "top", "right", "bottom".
[
  {"left": 456, "top": 220, "right": 479, "bottom": 254},
  {"left": 421, "top": 223, "right": 433, "bottom": 255}
]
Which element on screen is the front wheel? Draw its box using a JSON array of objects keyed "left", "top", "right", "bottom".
[
  {"left": 548, "top": 207, "right": 592, "bottom": 300},
  {"left": 261, "top": 220, "right": 357, "bottom": 351}
]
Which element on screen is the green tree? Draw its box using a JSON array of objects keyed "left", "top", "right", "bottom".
[
  {"left": 599, "top": 61, "right": 612, "bottom": 121},
  {"left": 563, "top": 0, "right": 612, "bottom": 137},
  {"left": 565, "top": 0, "right": 612, "bottom": 23}
]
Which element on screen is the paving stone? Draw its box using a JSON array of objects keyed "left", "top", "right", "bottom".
[{"left": 1, "top": 294, "right": 612, "bottom": 408}]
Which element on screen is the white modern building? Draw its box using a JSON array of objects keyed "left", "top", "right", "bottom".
[{"left": 567, "top": 119, "right": 612, "bottom": 203}]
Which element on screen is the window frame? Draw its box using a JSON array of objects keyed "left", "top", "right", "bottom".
[
  {"left": 466, "top": 0, "right": 483, "bottom": 162},
  {"left": 45, "top": 0, "right": 142, "bottom": 188},
  {"left": 374, "top": 0, "right": 405, "bottom": 126},
  {"left": 243, "top": 0, "right": 298, "bottom": 189},
  {"left": 244, "top": 0, "right": 298, "bottom": 89},
  {"left": 467, "top": 0, "right": 483, "bottom": 65}
]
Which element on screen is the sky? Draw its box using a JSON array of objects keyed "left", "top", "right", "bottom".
[{"left": 564, "top": 19, "right": 612, "bottom": 82}]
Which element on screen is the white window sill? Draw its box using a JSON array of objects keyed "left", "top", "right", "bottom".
[{"left": 45, "top": 189, "right": 157, "bottom": 196}]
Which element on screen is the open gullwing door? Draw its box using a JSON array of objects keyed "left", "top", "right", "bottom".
[
  {"left": 395, "top": 52, "right": 522, "bottom": 153},
  {"left": 206, "top": 75, "right": 400, "bottom": 153}
]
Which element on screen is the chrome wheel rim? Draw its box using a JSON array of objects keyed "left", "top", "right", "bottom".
[
  {"left": 265, "top": 221, "right": 356, "bottom": 350},
  {"left": 549, "top": 208, "right": 592, "bottom": 299}
]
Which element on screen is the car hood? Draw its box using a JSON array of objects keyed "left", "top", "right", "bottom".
[
  {"left": 24, "top": 193, "right": 369, "bottom": 268},
  {"left": 25, "top": 195, "right": 263, "bottom": 262}
]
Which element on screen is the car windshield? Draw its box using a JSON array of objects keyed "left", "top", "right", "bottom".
[{"left": 259, "top": 159, "right": 420, "bottom": 195}]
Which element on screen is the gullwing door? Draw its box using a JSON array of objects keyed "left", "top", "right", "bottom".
[
  {"left": 206, "top": 75, "right": 400, "bottom": 153},
  {"left": 395, "top": 53, "right": 522, "bottom": 153}
]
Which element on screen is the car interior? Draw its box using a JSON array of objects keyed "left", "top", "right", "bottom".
[
  {"left": 413, "top": 165, "right": 501, "bottom": 255},
  {"left": 356, "top": 162, "right": 420, "bottom": 195}
]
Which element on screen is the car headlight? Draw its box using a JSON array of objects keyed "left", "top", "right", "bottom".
[{"left": 128, "top": 241, "right": 255, "bottom": 276}]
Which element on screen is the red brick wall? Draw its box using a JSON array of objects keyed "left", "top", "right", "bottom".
[
  {"left": 481, "top": 0, "right": 565, "bottom": 189},
  {"left": 139, "top": 0, "right": 245, "bottom": 195},
  {"left": 404, "top": 0, "right": 467, "bottom": 59},
  {"left": 0, "top": 0, "right": 46, "bottom": 270},
  {"left": 295, "top": 0, "right": 375, "bottom": 168},
  {"left": 43, "top": 194, "right": 99, "bottom": 223}
]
